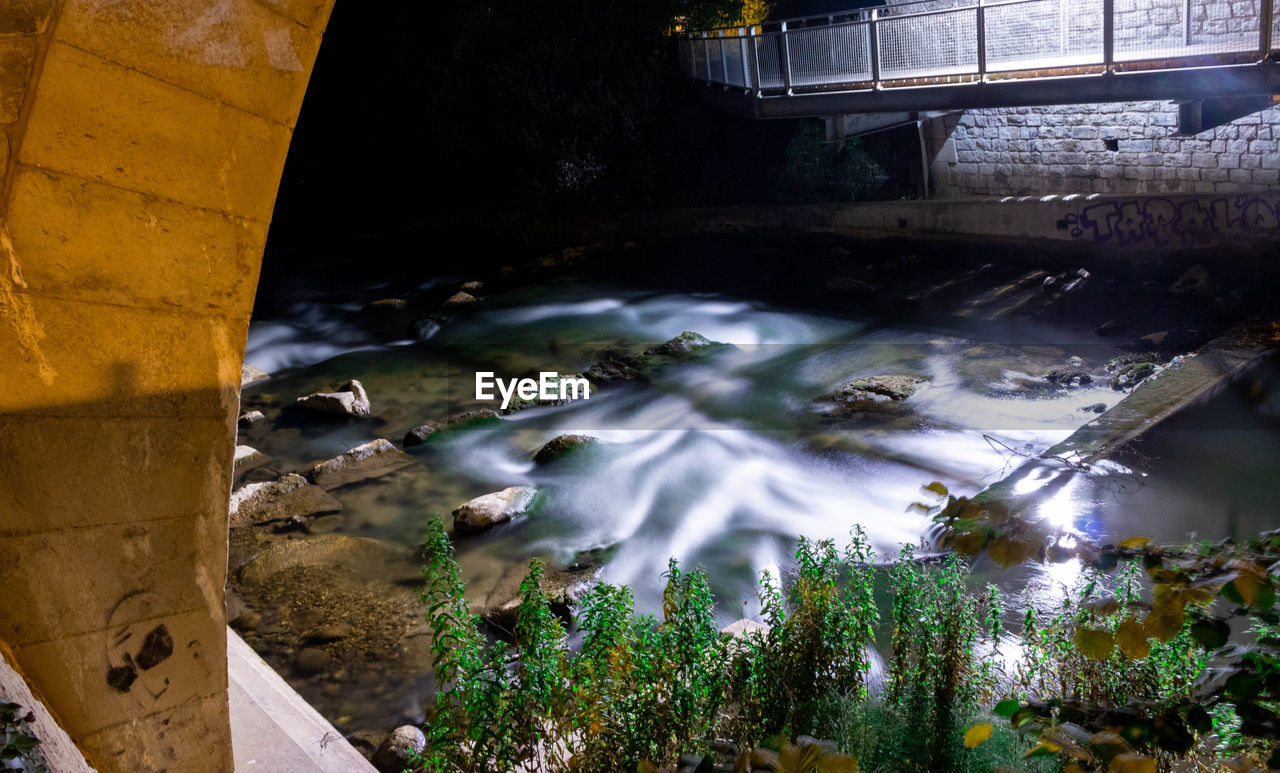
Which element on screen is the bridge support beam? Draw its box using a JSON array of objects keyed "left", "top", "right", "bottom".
[{"left": 0, "top": 1, "right": 335, "bottom": 770}]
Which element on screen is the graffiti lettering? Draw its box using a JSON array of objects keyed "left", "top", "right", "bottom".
[{"left": 1064, "top": 195, "right": 1280, "bottom": 248}]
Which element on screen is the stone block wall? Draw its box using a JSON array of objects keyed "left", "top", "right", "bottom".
[{"left": 926, "top": 101, "right": 1280, "bottom": 197}]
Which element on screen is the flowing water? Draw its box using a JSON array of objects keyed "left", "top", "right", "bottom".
[{"left": 237, "top": 277, "right": 1280, "bottom": 732}]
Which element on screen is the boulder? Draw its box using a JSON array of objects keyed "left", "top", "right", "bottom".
[
  {"left": 241, "top": 362, "right": 269, "bottom": 387},
  {"left": 452, "top": 486, "right": 538, "bottom": 533},
  {"left": 303, "top": 439, "right": 416, "bottom": 491},
  {"left": 532, "top": 434, "right": 598, "bottom": 465},
  {"left": 295, "top": 379, "right": 371, "bottom": 417},
  {"left": 584, "top": 332, "right": 727, "bottom": 386},
  {"left": 238, "top": 409, "right": 266, "bottom": 427},
  {"left": 460, "top": 281, "right": 484, "bottom": 293},
  {"left": 403, "top": 409, "right": 500, "bottom": 447},
  {"left": 476, "top": 561, "right": 598, "bottom": 636},
  {"left": 825, "top": 374, "right": 925, "bottom": 404},
  {"left": 229, "top": 473, "right": 342, "bottom": 529},
  {"left": 1045, "top": 368, "right": 1092, "bottom": 387},
  {"left": 372, "top": 726, "right": 427, "bottom": 773},
  {"left": 643, "top": 330, "right": 719, "bottom": 358},
  {"left": 444, "top": 291, "right": 477, "bottom": 307},
  {"left": 233, "top": 445, "right": 270, "bottom": 474},
  {"left": 721, "top": 618, "right": 771, "bottom": 641}
]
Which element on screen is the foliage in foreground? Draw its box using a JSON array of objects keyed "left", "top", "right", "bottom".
[
  {"left": 1, "top": 702, "right": 47, "bottom": 773},
  {"left": 409, "top": 510, "right": 1280, "bottom": 772}
]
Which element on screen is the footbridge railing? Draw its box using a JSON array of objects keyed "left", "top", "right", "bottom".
[{"left": 680, "top": 0, "right": 1280, "bottom": 111}]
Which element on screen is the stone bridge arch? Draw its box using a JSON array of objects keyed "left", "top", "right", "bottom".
[{"left": 0, "top": 1, "right": 336, "bottom": 769}]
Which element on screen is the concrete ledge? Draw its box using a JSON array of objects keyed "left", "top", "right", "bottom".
[{"left": 228, "top": 628, "right": 375, "bottom": 772}]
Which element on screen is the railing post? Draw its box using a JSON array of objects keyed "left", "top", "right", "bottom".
[
  {"left": 720, "top": 32, "right": 729, "bottom": 85},
  {"left": 1103, "top": 0, "right": 1114, "bottom": 69},
  {"left": 1183, "top": 0, "right": 1192, "bottom": 45},
  {"left": 780, "top": 21, "right": 794, "bottom": 94},
  {"left": 750, "top": 26, "right": 764, "bottom": 96},
  {"left": 976, "top": 0, "right": 987, "bottom": 77},
  {"left": 869, "top": 10, "right": 881, "bottom": 85},
  {"left": 740, "top": 28, "right": 751, "bottom": 90},
  {"left": 1261, "top": 0, "right": 1274, "bottom": 54}
]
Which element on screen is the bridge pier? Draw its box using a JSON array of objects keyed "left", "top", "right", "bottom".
[{"left": 0, "top": 1, "right": 334, "bottom": 769}]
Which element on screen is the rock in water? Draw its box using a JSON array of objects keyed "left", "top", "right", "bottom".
[
  {"left": 238, "top": 409, "right": 266, "bottom": 427},
  {"left": 721, "top": 618, "right": 771, "bottom": 641},
  {"left": 403, "top": 409, "right": 500, "bottom": 446},
  {"left": 642, "top": 330, "right": 718, "bottom": 358},
  {"left": 443, "top": 291, "right": 477, "bottom": 307},
  {"left": 452, "top": 486, "right": 538, "bottom": 533},
  {"left": 372, "top": 726, "right": 427, "bottom": 773},
  {"left": 229, "top": 473, "right": 342, "bottom": 528},
  {"left": 532, "top": 434, "right": 597, "bottom": 465},
  {"left": 295, "top": 379, "right": 372, "bottom": 417},
  {"left": 826, "top": 374, "right": 926, "bottom": 403},
  {"left": 233, "top": 445, "right": 270, "bottom": 474},
  {"left": 476, "top": 561, "right": 598, "bottom": 636},
  {"left": 241, "top": 362, "right": 269, "bottom": 387},
  {"left": 303, "top": 438, "right": 416, "bottom": 490}
]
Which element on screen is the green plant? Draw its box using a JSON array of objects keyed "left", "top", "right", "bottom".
[{"left": 1, "top": 702, "right": 47, "bottom": 773}]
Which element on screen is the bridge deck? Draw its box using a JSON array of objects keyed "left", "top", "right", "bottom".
[{"left": 683, "top": 0, "right": 1280, "bottom": 118}]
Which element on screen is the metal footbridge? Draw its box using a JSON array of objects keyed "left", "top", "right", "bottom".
[{"left": 679, "top": 0, "right": 1280, "bottom": 126}]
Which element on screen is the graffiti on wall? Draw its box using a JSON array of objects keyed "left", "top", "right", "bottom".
[{"left": 1063, "top": 195, "right": 1280, "bottom": 248}]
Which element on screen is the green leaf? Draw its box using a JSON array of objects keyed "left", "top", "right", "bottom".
[{"left": 993, "top": 699, "right": 1021, "bottom": 718}]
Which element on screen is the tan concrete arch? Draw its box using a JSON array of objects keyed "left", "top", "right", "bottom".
[{"left": 0, "top": 1, "right": 335, "bottom": 769}]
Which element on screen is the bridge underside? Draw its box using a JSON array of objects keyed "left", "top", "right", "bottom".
[{"left": 697, "top": 62, "right": 1280, "bottom": 120}]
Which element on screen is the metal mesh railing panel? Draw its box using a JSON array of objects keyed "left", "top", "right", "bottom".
[
  {"left": 691, "top": 40, "right": 708, "bottom": 79},
  {"left": 985, "top": 0, "right": 1104, "bottom": 70},
  {"left": 724, "top": 36, "right": 747, "bottom": 86},
  {"left": 707, "top": 38, "right": 726, "bottom": 82},
  {"left": 754, "top": 33, "right": 786, "bottom": 88},
  {"left": 787, "top": 23, "right": 873, "bottom": 85},
  {"left": 1273, "top": 0, "right": 1279, "bottom": 49},
  {"left": 878, "top": 7, "right": 980, "bottom": 79},
  {"left": 1115, "top": 0, "right": 1260, "bottom": 61}
]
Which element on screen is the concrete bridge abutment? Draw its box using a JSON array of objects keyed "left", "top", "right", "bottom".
[{"left": 0, "top": 1, "right": 334, "bottom": 769}]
